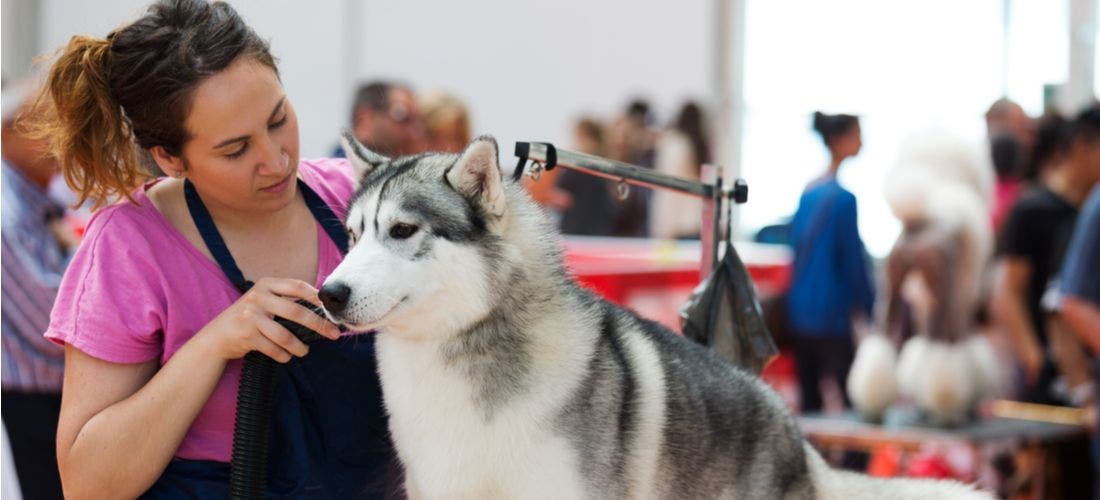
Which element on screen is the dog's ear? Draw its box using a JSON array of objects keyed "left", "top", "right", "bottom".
[
  {"left": 446, "top": 136, "right": 505, "bottom": 218},
  {"left": 340, "top": 129, "right": 390, "bottom": 178}
]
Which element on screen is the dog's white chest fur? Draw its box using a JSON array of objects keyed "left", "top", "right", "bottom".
[{"left": 376, "top": 332, "right": 588, "bottom": 499}]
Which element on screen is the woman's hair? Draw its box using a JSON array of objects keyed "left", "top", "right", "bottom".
[
  {"left": 419, "top": 89, "right": 471, "bottom": 146},
  {"left": 989, "top": 132, "right": 1020, "bottom": 178},
  {"left": 673, "top": 101, "right": 711, "bottom": 168},
  {"left": 1025, "top": 111, "right": 1071, "bottom": 180},
  {"left": 31, "top": 0, "right": 277, "bottom": 208},
  {"left": 574, "top": 117, "right": 607, "bottom": 157},
  {"left": 812, "top": 111, "right": 859, "bottom": 148},
  {"left": 1070, "top": 103, "right": 1100, "bottom": 144},
  {"left": 351, "top": 81, "right": 393, "bottom": 125}
]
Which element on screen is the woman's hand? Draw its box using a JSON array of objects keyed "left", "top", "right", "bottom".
[{"left": 197, "top": 278, "right": 342, "bottom": 362}]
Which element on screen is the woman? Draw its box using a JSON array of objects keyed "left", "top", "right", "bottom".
[
  {"left": 785, "top": 112, "right": 874, "bottom": 413},
  {"left": 553, "top": 117, "right": 616, "bottom": 235},
  {"left": 419, "top": 89, "right": 471, "bottom": 154},
  {"left": 650, "top": 101, "right": 711, "bottom": 240},
  {"left": 34, "top": 1, "right": 395, "bottom": 497}
]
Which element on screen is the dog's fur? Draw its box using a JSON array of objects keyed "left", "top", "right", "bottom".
[
  {"left": 848, "top": 130, "right": 1001, "bottom": 425},
  {"left": 320, "top": 133, "right": 990, "bottom": 499}
]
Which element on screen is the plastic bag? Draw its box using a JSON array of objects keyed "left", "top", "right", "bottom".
[{"left": 680, "top": 240, "right": 778, "bottom": 374}]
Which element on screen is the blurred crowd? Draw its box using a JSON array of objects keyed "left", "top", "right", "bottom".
[
  {"left": 334, "top": 81, "right": 717, "bottom": 241},
  {"left": 770, "top": 98, "right": 1100, "bottom": 496},
  {"left": 4, "top": 67, "right": 1100, "bottom": 498},
  {"left": 523, "top": 99, "right": 713, "bottom": 240}
]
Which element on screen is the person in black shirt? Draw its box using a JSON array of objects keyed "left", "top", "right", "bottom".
[{"left": 992, "top": 106, "right": 1100, "bottom": 404}]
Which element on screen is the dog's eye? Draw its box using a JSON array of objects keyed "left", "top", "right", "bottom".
[{"left": 389, "top": 223, "right": 419, "bottom": 240}]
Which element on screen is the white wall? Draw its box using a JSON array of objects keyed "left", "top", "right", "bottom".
[
  {"left": 35, "top": 0, "right": 351, "bottom": 160},
  {"left": 740, "top": 0, "right": 1005, "bottom": 256},
  {"left": 3, "top": 0, "right": 41, "bottom": 80},
  {"left": 353, "top": 0, "right": 710, "bottom": 160},
  {"left": 30, "top": 0, "right": 709, "bottom": 161}
]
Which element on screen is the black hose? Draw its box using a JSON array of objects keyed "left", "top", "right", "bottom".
[{"left": 229, "top": 300, "right": 329, "bottom": 500}]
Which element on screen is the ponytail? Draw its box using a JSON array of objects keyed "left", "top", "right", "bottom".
[
  {"left": 29, "top": 0, "right": 278, "bottom": 210},
  {"left": 31, "top": 35, "right": 148, "bottom": 209}
]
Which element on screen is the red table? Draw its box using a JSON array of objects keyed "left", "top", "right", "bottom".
[
  {"left": 564, "top": 236, "right": 792, "bottom": 331},
  {"left": 563, "top": 237, "right": 798, "bottom": 406}
]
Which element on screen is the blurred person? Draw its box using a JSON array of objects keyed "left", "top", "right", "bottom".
[
  {"left": 1057, "top": 183, "right": 1100, "bottom": 361},
  {"left": 338, "top": 80, "right": 427, "bottom": 157},
  {"left": 419, "top": 89, "right": 470, "bottom": 153},
  {"left": 1053, "top": 183, "right": 1100, "bottom": 432},
  {"left": 1, "top": 81, "right": 73, "bottom": 500},
  {"left": 985, "top": 98, "right": 1036, "bottom": 176},
  {"left": 992, "top": 105, "right": 1100, "bottom": 405},
  {"left": 605, "top": 99, "right": 657, "bottom": 237},
  {"left": 31, "top": 1, "right": 396, "bottom": 496},
  {"left": 1052, "top": 183, "right": 1100, "bottom": 496},
  {"left": 650, "top": 101, "right": 711, "bottom": 240},
  {"left": 985, "top": 99, "right": 1034, "bottom": 231},
  {"left": 609, "top": 99, "right": 658, "bottom": 167},
  {"left": 785, "top": 112, "right": 874, "bottom": 414},
  {"left": 554, "top": 117, "right": 619, "bottom": 235},
  {"left": 1046, "top": 182, "right": 1100, "bottom": 415},
  {"left": 989, "top": 133, "right": 1022, "bottom": 231}
]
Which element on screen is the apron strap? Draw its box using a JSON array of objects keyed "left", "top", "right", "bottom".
[
  {"left": 182, "top": 178, "right": 348, "bottom": 293},
  {"left": 183, "top": 180, "right": 250, "bottom": 292},
  {"left": 298, "top": 181, "right": 348, "bottom": 254}
]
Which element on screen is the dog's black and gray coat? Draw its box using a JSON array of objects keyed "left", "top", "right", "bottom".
[{"left": 320, "top": 133, "right": 991, "bottom": 500}]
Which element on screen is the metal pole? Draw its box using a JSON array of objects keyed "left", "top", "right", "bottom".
[
  {"left": 515, "top": 142, "right": 749, "bottom": 203},
  {"left": 517, "top": 142, "right": 717, "bottom": 199},
  {"left": 515, "top": 142, "right": 748, "bottom": 279}
]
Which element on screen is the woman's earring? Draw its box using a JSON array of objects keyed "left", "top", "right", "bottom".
[{"left": 173, "top": 171, "right": 184, "bottom": 178}]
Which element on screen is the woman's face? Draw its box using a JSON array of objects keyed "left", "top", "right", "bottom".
[
  {"left": 172, "top": 57, "right": 300, "bottom": 214},
  {"left": 832, "top": 122, "right": 863, "bottom": 160}
]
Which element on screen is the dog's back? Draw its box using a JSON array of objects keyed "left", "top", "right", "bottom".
[{"left": 558, "top": 293, "right": 816, "bottom": 498}]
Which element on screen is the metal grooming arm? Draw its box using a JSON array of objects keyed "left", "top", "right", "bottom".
[{"left": 513, "top": 141, "right": 748, "bottom": 276}]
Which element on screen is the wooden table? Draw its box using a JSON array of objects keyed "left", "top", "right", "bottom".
[{"left": 799, "top": 408, "right": 1087, "bottom": 498}]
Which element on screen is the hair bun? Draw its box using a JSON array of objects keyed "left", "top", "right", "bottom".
[{"left": 812, "top": 111, "right": 827, "bottom": 133}]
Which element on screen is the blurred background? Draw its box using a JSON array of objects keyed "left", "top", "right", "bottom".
[
  {"left": 6, "top": 0, "right": 1095, "bottom": 255},
  {"left": 4, "top": 2, "right": 1100, "bottom": 496}
]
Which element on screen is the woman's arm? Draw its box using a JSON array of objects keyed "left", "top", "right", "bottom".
[
  {"left": 56, "top": 278, "right": 341, "bottom": 499},
  {"left": 57, "top": 338, "right": 221, "bottom": 499},
  {"left": 990, "top": 258, "right": 1043, "bottom": 386},
  {"left": 1063, "top": 297, "right": 1100, "bottom": 353}
]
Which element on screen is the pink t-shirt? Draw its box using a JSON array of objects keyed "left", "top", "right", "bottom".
[{"left": 45, "top": 158, "right": 357, "bottom": 462}]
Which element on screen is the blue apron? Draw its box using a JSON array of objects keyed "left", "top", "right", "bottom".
[{"left": 141, "top": 179, "right": 398, "bottom": 498}]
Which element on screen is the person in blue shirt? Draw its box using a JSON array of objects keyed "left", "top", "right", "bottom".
[
  {"left": 785, "top": 111, "right": 875, "bottom": 413},
  {"left": 1052, "top": 111, "right": 1100, "bottom": 491},
  {"left": 1, "top": 80, "right": 75, "bottom": 500},
  {"left": 1060, "top": 186, "right": 1100, "bottom": 357}
]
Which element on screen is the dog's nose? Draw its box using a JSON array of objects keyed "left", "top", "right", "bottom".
[{"left": 319, "top": 282, "right": 351, "bottom": 314}]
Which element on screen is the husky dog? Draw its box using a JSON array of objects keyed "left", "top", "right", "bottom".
[
  {"left": 320, "top": 133, "right": 990, "bottom": 499},
  {"left": 848, "top": 131, "right": 1002, "bottom": 425}
]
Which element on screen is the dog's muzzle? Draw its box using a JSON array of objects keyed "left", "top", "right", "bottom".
[{"left": 319, "top": 281, "right": 352, "bottom": 315}]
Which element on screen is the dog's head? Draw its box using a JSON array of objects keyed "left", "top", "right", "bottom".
[{"left": 319, "top": 132, "right": 519, "bottom": 339}]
